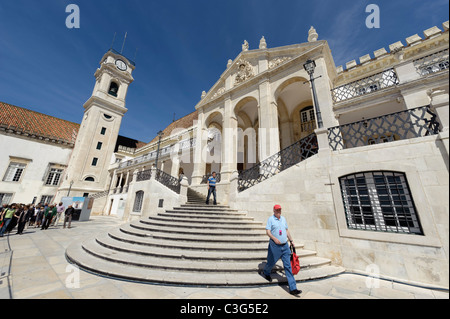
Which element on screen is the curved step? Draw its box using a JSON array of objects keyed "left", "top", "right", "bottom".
[
  {"left": 142, "top": 217, "right": 266, "bottom": 231},
  {"left": 121, "top": 223, "right": 268, "bottom": 244},
  {"left": 109, "top": 227, "right": 272, "bottom": 252},
  {"left": 66, "top": 240, "right": 346, "bottom": 286},
  {"left": 66, "top": 202, "right": 346, "bottom": 286},
  {"left": 130, "top": 220, "right": 267, "bottom": 237}
]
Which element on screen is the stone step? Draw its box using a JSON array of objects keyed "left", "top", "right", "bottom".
[
  {"left": 158, "top": 211, "right": 254, "bottom": 221},
  {"left": 121, "top": 224, "right": 268, "bottom": 244},
  {"left": 178, "top": 205, "right": 233, "bottom": 210},
  {"left": 150, "top": 214, "right": 258, "bottom": 225},
  {"left": 143, "top": 217, "right": 266, "bottom": 231},
  {"left": 108, "top": 227, "right": 274, "bottom": 252},
  {"left": 85, "top": 235, "right": 328, "bottom": 272},
  {"left": 65, "top": 199, "right": 346, "bottom": 286},
  {"left": 66, "top": 240, "right": 346, "bottom": 286},
  {"left": 130, "top": 220, "right": 267, "bottom": 237}
]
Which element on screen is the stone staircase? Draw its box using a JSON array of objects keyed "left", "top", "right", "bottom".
[{"left": 66, "top": 191, "right": 345, "bottom": 286}]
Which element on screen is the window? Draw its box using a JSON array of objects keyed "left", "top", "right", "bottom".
[
  {"left": 0, "top": 193, "right": 13, "bottom": 206},
  {"left": 96, "top": 142, "right": 103, "bottom": 150},
  {"left": 3, "top": 162, "right": 26, "bottom": 182},
  {"left": 92, "top": 158, "right": 98, "bottom": 166},
  {"left": 100, "top": 127, "right": 107, "bottom": 135},
  {"left": 84, "top": 177, "right": 95, "bottom": 182},
  {"left": 133, "top": 191, "right": 144, "bottom": 212},
  {"left": 39, "top": 195, "right": 54, "bottom": 205},
  {"left": 108, "top": 82, "right": 119, "bottom": 97},
  {"left": 339, "top": 171, "right": 423, "bottom": 235},
  {"left": 300, "top": 106, "right": 316, "bottom": 133},
  {"left": 45, "top": 168, "right": 64, "bottom": 186}
]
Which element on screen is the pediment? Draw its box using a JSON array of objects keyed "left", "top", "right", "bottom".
[{"left": 196, "top": 40, "right": 326, "bottom": 108}]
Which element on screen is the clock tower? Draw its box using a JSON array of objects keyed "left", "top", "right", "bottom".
[{"left": 57, "top": 49, "right": 135, "bottom": 200}]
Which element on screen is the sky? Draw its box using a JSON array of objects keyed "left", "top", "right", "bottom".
[{"left": 0, "top": 0, "right": 448, "bottom": 143}]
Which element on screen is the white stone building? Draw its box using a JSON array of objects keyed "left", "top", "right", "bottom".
[{"left": 1, "top": 22, "right": 448, "bottom": 287}]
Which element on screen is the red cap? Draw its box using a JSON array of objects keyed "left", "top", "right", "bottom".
[{"left": 273, "top": 204, "right": 282, "bottom": 210}]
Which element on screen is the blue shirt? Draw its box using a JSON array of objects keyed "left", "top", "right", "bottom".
[
  {"left": 266, "top": 214, "right": 289, "bottom": 244},
  {"left": 208, "top": 176, "right": 216, "bottom": 187}
]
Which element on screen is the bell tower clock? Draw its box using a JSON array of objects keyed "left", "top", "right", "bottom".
[{"left": 57, "top": 49, "right": 135, "bottom": 200}]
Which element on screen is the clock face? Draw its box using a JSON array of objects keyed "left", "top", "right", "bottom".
[{"left": 115, "top": 59, "right": 127, "bottom": 71}]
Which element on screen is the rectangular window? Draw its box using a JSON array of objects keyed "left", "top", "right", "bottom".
[
  {"left": 340, "top": 171, "right": 423, "bottom": 235},
  {"left": 0, "top": 193, "right": 13, "bottom": 206},
  {"left": 3, "top": 162, "right": 26, "bottom": 182},
  {"left": 45, "top": 168, "right": 64, "bottom": 186},
  {"left": 92, "top": 158, "right": 98, "bottom": 166},
  {"left": 96, "top": 142, "right": 103, "bottom": 150},
  {"left": 39, "top": 195, "right": 54, "bottom": 205},
  {"left": 100, "top": 127, "right": 107, "bottom": 135}
]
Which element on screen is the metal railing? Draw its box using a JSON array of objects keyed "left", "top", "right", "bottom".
[
  {"left": 238, "top": 133, "right": 318, "bottom": 192},
  {"left": 136, "top": 169, "right": 152, "bottom": 182},
  {"left": 155, "top": 169, "right": 181, "bottom": 194},
  {"left": 413, "top": 48, "right": 449, "bottom": 76},
  {"left": 331, "top": 68, "right": 399, "bottom": 103},
  {"left": 327, "top": 105, "right": 440, "bottom": 151}
]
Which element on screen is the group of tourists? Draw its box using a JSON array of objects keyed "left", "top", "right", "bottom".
[{"left": 0, "top": 202, "right": 75, "bottom": 237}]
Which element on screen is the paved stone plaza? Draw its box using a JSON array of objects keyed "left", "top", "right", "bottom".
[{"left": 0, "top": 216, "right": 447, "bottom": 299}]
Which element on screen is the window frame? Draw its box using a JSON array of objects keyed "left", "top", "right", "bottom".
[
  {"left": 2, "top": 162, "right": 27, "bottom": 182},
  {"left": 133, "top": 191, "right": 144, "bottom": 213},
  {"left": 339, "top": 171, "right": 423, "bottom": 235}
]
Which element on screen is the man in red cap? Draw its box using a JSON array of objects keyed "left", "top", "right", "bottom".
[{"left": 261, "top": 204, "right": 301, "bottom": 296}]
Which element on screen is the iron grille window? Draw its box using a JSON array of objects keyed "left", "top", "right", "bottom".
[
  {"left": 3, "top": 162, "right": 26, "bottom": 182},
  {"left": 133, "top": 191, "right": 144, "bottom": 212},
  {"left": 339, "top": 171, "right": 423, "bottom": 235}
]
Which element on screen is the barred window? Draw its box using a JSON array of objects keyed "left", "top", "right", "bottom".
[
  {"left": 45, "top": 168, "right": 64, "bottom": 186},
  {"left": 133, "top": 191, "right": 144, "bottom": 212},
  {"left": 3, "top": 162, "right": 26, "bottom": 182},
  {"left": 339, "top": 171, "right": 423, "bottom": 235}
]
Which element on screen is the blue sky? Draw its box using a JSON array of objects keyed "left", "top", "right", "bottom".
[{"left": 0, "top": 0, "right": 448, "bottom": 143}]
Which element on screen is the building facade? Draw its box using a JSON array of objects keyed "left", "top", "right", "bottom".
[{"left": 1, "top": 22, "right": 448, "bottom": 287}]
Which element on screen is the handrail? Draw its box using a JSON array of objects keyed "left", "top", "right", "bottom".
[{"left": 238, "top": 133, "right": 318, "bottom": 192}]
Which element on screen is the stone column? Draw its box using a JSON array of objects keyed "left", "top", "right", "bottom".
[
  {"left": 312, "top": 57, "right": 340, "bottom": 129},
  {"left": 258, "top": 78, "right": 280, "bottom": 160},
  {"left": 221, "top": 96, "right": 238, "bottom": 182},
  {"left": 430, "top": 89, "right": 449, "bottom": 156},
  {"left": 192, "top": 111, "right": 207, "bottom": 185}
]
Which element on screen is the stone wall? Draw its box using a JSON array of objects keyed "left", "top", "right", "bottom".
[{"left": 232, "top": 135, "right": 449, "bottom": 287}]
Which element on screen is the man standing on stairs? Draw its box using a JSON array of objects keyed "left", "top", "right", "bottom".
[
  {"left": 262, "top": 204, "right": 302, "bottom": 296},
  {"left": 205, "top": 171, "right": 217, "bottom": 205}
]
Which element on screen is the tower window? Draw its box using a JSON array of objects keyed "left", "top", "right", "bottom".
[
  {"left": 84, "top": 177, "right": 95, "bottom": 182},
  {"left": 108, "top": 82, "right": 119, "bottom": 97},
  {"left": 92, "top": 158, "right": 98, "bottom": 166},
  {"left": 96, "top": 142, "right": 103, "bottom": 150},
  {"left": 100, "top": 127, "right": 106, "bottom": 135}
]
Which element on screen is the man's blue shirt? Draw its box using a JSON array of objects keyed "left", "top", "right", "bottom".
[
  {"left": 266, "top": 214, "right": 288, "bottom": 244},
  {"left": 208, "top": 176, "right": 216, "bottom": 187}
]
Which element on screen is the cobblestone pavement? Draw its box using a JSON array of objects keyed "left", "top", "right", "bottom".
[{"left": 1, "top": 215, "right": 448, "bottom": 299}]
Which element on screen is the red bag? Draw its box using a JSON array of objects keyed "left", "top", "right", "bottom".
[{"left": 290, "top": 244, "right": 300, "bottom": 275}]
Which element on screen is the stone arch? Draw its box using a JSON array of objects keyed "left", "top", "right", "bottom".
[{"left": 274, "top": 76, "right": 313, "bottom": 148}]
